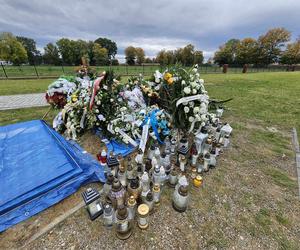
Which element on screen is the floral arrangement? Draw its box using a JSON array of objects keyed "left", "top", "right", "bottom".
[{"left": 46, "top": 65, "right": 229, "bottom": 147}]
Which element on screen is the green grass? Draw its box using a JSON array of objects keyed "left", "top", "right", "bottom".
[
  {"left": 204, "top": 72, "right": 300, "bottom": 132},
  {"left": 0, "top": 79, "right": 53, "bottom": 95},
  {"left": 0, "top": 106, "right": 56, "bottom": 126},
  {"left": 262, "top": 167, "right": 297, "bottom": 189}
]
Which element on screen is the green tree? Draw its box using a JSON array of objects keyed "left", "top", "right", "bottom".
[
  {"left": 125, "top": 46, "right": 136, "bottom": 65},
  {"left": 213, "top": 39, "right": 240, "bottom": 65},
  {"left": 280, "top": 39, "right": 300, "bottom": 65},
  {"left": 0, "top": 32, "right": 28, "bottom": 65},
  {"left": 135, "top": 47, "right": 145, "bottom": 65},
  {"left": 93, "top": 43, "right": 108, "bottom": 65},
  {"left": 193, "top": 50, "right": 204, "bottom": 65},
  {"left": 16, "top": 36, "right": 40, "bottom": 65},
  {"left": 236, "top": 38, "right": 259, "bottom": 65},
  {"left": 258, "top": 27, "right": 291, "bottom": 65},
  {"left": 180, "top": 44, "right": 195, "bottom": 66},
  {"left": 43, "top": 43, "right": 61, "bottom": 65},
  {"left": 94, "top": 37, "right": 117, "bottom": 58},
  {"left": 56, "top": 38, "right": 75, "bottom": 65},
  {"left": 73, "top": 39, "right": 89, "bottom": 65}
]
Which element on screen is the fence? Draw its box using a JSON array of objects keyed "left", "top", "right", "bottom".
[{"left": 0, "top": 64, "right": 299, "bottom": 79}]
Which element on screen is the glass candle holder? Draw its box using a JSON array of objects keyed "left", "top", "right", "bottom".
[
  {"left": 170, "top": 138, "right": 177, "bottom": 155},
  {"left": 147, "top": 145, "right": 155, "bottom": 160},
  {"left": 144, "top": 192, "right": 154, "bottom": 214},
  {"left": 179, "top": 155, "right": 187, "bottom": 173},
  {"left": 223, "top": 135, "right": 230, "bottom": 148},
  {"left": 118, "top": 166, "right": 127, "bottom": 187},
  {"left": 197, "top": 157, "right": 204, "bottom": 174},
  {"left": 203, "top": 153, "right": 210, "bottom": 172},
  {"left": 172, "top": 185, "right": 189, "bottom": 213},
  {"left": 203, "top": 138, "right": 212, "bottom": 156},
  {"left": 137, "top": 204, "right": 149, "bottom": 229},
  {"left": 109, "top": 179, "right": 126, "bottom": 209},
  {"left": 127, "top": 177, "right": 141, "bottom": 201},
  {"left": 168, "top": 169, "right": 178, "bottom": 187},
  {"left": 103, "top": 203, "right": 114, "bottom": 228},
  {"left": 102, "top": 173, "right": 114, "bottom": 197},
  {"left": 115, "top": 205, "right": 132, "bottom": 240},
  {"left": 209, "top": 149, "right": 217, "bottom": 168},
  {"left": 193, "top": 175, "right": 203, "bottom": 188},
  {"left": 126, "top": 164, "right": 135, "bottom": 182},
  {"left": 127, "top": 196, "right": 137, "bottom": 220},
  {"left": 152, "top": 183, "right": 161, "bottom": 206},
  {"left": 152, "top": 165, "right": 161, "bottom": 186}
]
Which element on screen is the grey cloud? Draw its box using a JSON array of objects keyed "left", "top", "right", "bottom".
[{"left": 0, "top": 0, "right": 299, "bottom": 59}]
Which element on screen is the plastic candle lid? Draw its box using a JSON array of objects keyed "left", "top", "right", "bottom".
[{"left": 138, "top": 204, "right": 149, "bottom": 215}]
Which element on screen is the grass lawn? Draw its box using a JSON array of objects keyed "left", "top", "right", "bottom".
[
  {"left": 0, "top": 78, "right": 53, "bottom": 95},
  {"left": 1, "top": 71, "right": 299, "bottom": 249}
]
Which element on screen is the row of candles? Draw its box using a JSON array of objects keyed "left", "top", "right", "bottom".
[{"left": 83, "top": 123, "right": 232, "bottom": 240}]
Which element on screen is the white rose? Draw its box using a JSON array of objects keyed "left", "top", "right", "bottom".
[
  {"left": 96, "top": 100, "right": 101, "bottom": 105},
  {"left": 199, "top": 79, "right": 204, "bottom": 84},
  {"left": 190, "top": 81, "right": 196, "bottom": 88},
  {"left": 192, "top": 68, "right": 197, "bottom": 73},
  {"left": 183, "top": 87, "right": 191, "bottom": 95},
  {"left": 193, "top": 107, "right": 200, "bottom": 114},
  {"left": 188, "top": 116, "right": 195, "bottom": 122},
  {"left": 201, "top": 122, "right": 206, "bottom": 127},
  {"left": 115, "top": 127, "right": 120, "bottom": 133},
  {"left": 195, "top": 83, "right": 200, "bottom": 90},
  {"left": 183, "top": 102, "right": 188, "bottom": 106},
  {"left": 181, "top": 80, "right": 186, "bottom": 85},
  {"left": 184, "top": 107, "right": 190, "bottom": 113},
  {"left": 192, "top": 89, "right": 197, "bottom": 94},
  {"left": 201, "top": 114, "right": 207, "bottom": 120},
  {"left": 189, "top": 101, "right": 194, "bottom": 107}
]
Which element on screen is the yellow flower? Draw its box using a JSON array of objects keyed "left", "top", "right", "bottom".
[
  {"left": 71, "top": 94, "right": 78, "bottom": 102},
  {"left": 167, "top": 77, "right": 174, "bottom": 85},
  {"left": 164, "top": 72, "right": 172, "bottom": 81}
]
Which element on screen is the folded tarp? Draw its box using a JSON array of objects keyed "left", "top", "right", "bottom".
[{"left": 0, "top": 120, "right": 105, "bottom": 232}]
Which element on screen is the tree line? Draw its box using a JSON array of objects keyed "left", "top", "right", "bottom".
[
  {"left": 213, "top": 28, "right": 300, "bottom": 66},
  {"left": 0, "top": 32, "right": 118, "bottom": 66},
  {"left": 1, "top": 27, "right": 299, "bottom": 66}
]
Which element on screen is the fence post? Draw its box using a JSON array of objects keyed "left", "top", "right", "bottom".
[
  {"left": 33, "top": 64, "right": 39, "bottom": 78},
  {"left": 61, "top": 64, "right": 65, "bottom": 74},
  {"left": 1, "top": 63, "right": 8, "bottom": 79}
]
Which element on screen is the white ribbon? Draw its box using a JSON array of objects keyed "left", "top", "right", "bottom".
[{"left": 176, "top": 94, "right": 209, "bottom": 107}]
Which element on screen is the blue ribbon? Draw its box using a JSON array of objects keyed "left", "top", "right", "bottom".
[{"left": 141, "top": 109, "right": 164, "bottom": 144}]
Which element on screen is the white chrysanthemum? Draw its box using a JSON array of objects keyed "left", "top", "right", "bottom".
[
  {"left": 120, "top": 107, "right": 127, "bottom": 112},
  {"left": 184, "top": 106, "right": 190, "bottom": 113},
  {"left": 96, "top": 100, "right": 101, "bottom": 105},
  {"left": 188, "top": 116, "right": 195, "bottom": 122},
  {"left": 192, "top": 89, "right": 197, "bottom": 94},
  {"left": 199, "top": 79, "right": 204, "bottom": 84},
  {"left": 195, "top": 114, "right": 201, "bottom": 121},
  {"left": 195, "top": 73, "right": 200, "bottom": 78},
  {"left": 192, "top": 68, "right": 197, "bottom": 73},
  {"left": 115, "top": 127, "right": 120, "bottom": 133},
  {"left": 201, "top": 122, "right": 206, "bottom": 127},
  {"left": 201, "top": 114, "right": 207, "bottom": 120},
  {"left": 181, "top": 80, "right": 186, "bottom": 85},
  {"left": 195, "top": 83, "right": 200, "bottom": 90},
  {"left": 193, "top": 107, "right": 200, "bottom": 114},
  {"left": 183, "top": 87, "right": 191, "bottom": 95},
  {"left": 183, "top": 102, "right": 188, "bottom": 106},
  {"left": 189, "top": 101, "right": 194, "bottom": 107},
  {"left": 190, "top": 81, "right": 196, "bottom": 88}
]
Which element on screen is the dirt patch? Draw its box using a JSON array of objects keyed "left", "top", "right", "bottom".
[{"left": 1, "top": 118, "right": 300, "bottom": 249}]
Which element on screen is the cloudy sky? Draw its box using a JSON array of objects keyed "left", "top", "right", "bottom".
[{"left": 0, "top": 0, "right": 299, "bottom": 61}]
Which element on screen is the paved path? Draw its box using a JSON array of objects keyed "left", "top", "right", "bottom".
[{"left": 0, "top": 93, "right": 48, "bottom": 110}]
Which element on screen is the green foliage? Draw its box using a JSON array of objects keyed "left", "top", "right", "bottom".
[
  {"left": 258, "top": 27, "right": 291, "bottom": 65},
  {"left": 16, "top": 36, "right": 41, "bottom": 65},
  {"left": 135, "top": 47, "right": 145, "bottom": 65},
  {"left": 125, "top": 46, "right": 136, "bottom": 65},
  {"left": 0, "top": 32, "right": 28, "bottom": 65},
  {"left": 280, "top": 39, "right": 300, "bottom": 65},
  {"left": 92, "top": 43, "right": 108, "bottom": 65},
  {"left": 43, "top": 43, "right": 61, "bottom": 65},
  {"left": 156, "top": 44, "right": 204, "bottom": 66},
  {"left": 213, "top": 39, "right": 240, "bottom": 65},
  {"left": 94, "top": 37, "right": 117, "bottom": 58}
]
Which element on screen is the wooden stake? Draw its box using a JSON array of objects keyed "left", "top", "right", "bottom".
[{"left": 292, "top": 128, "right": 300, "bottom": 199}]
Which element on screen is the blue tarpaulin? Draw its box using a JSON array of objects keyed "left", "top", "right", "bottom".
[{"left": 0, "top": 120, "right": 105, "bottom": 232}]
